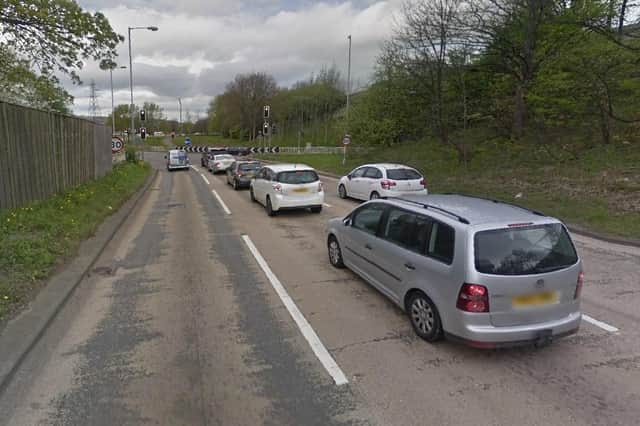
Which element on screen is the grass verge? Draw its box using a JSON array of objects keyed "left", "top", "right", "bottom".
[
  {"left": 260, "top": 140, "right": 640, "bottom": 240},
  {"left": 0, "top": 162, "right": 151, "bottom": 322}
]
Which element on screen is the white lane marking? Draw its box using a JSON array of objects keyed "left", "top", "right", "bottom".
[
  {"left": 582, "top": 314, "right": 619, "bottom": 333},
  {"left": 190, "top": 165, "right": 200, "bottom": 172},
  {"left": 200, "top": 174, "right": 211, "bottom": 185},
  {"left": 323, "top": 203, "right": 333, "bottom": 208},
  {"left": 241, "top": 235, "right": 349, "bottom": 386},
  {"left": 211, "top": 189, "right": 232, "bottom": 215}
]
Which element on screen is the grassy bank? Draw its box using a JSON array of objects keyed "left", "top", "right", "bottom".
[
  {"left": 0, "top": 162, "right": 151, "bottom": 322},
  {"left": 261, "top": 140, "right": 640, "bottom": 240}
]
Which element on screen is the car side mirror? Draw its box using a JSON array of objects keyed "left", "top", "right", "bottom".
[
  {"left": 347, "top": 174, "right": 352, "bottom": 180},
  {"left": 343, "top": 216, "right": 352, "bottom": 226}
]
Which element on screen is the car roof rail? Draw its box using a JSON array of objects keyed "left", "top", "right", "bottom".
[
  {"left": 442, "top": 193, "right": 546, "bottom": 217},
  {"left": 383, "top": 196, "right": 470, "bottom": 224}
]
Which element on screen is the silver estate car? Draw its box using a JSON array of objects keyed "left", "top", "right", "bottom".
[{"left": 326, "top": 194, "right": 583, "bottom": 348}]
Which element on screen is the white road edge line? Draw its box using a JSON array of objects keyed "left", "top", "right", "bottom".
[
  {"left": 323, "top": 203, "right": 333, "bottom": 208},
  {"left": 241, "top": 235, "right": 349, "bottom": 386},
  {"left": 211, "top": 189, "right": 232, "bottom": 215},
  {"left": 190, "top": 165, "right": 200, "bottom": 172},
  {"left": 582, "top": 314, "right": 619, "bottom": 333},
  {"left": 200, "top": 174, "right": 211, "bottom": 185}
]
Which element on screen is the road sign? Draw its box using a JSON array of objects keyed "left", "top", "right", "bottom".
[
  {"left": 112, "top": 136, "right": 125, "bottom": 154},
  {"left": 184, "top": 137, "right": 192, "bottom": 145},
  {"left": 342, "top": 134, "right": 352, "bottom": 145}
]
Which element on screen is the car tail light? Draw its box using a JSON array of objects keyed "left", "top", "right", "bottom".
[
  {"left": 574, "top": 271, "right": 584, "bottom": 299},
  {"left": 318, "top": 182, "right": 323, "bottom": 192},
  {"left": 420, "top": 178, "right": 426, "bottom": 187},
  {"left": 237, "top": 172, "right": 244, "bottom": 177},
  {"left": 380, "top": 180, "right": 397, "bottom": 190},
  {"left": 273, "top": 184, "right": 283, "bottom": 193},
  {"left": 457, "top": 283, "right": 490, "bottom": 313},
  {"left": 214, "top": 162, "right": 220, "bottom": 167}
]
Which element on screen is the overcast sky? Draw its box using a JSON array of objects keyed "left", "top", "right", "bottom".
[{"left": 70, "top": 0, "right": 403, "bottom": 121}]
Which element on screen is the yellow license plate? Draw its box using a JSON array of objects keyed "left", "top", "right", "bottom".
[
  {"left": 293, "top": 188, "right": 309, "bottom": 193},
  {"left": 512, "top": 291, "right": 558, "bottom": 308}
]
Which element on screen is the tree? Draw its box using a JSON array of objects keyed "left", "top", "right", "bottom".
[
  {"left": 0, "top": 0, "right": 123, "bottom": 83},
  {"left": 0, "top": 47, "right": 72, "bottom": 112},
  {"left": 142, "top": 102, "right": 164, "bottom": 132}
]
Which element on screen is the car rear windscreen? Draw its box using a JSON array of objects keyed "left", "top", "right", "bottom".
[
  {"left": 277, "top": 170, "right": 319, "bottom": 184},
  {"left": 474, "top": 224, "right": 578, "bottom": 275},
  {"left": 215, "top": 155, "right": 233, "bottom": 160},
  {"left": 386, "top": 169, "right": 422, "bottom": 180},
  {"left": 239, "top": 163, "right": 261, "bottom": 171}
]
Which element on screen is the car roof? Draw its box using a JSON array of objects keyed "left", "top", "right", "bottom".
[
  {"left": 168, "top": 149, "right": 185, "bottom": 153},
  {"left": 358, "top": 163, "right": 417, "bottom": 170},
  {"left": 265, "top": 163, "right": 316, "bottom": 172},
  {"left": 385, "top": 194, "right": 555, "bottom": 227}
]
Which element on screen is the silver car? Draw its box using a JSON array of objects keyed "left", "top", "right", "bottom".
[{"left": 326, "top": 194, "right": 582, "bottom": 348}]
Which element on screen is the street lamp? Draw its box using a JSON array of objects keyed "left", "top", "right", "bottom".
[
  {"left": 108, "top": 64, "right": 126, "bottom": 136},
  {"left": 127, "top": 25, "right": 159, "bottom": 153},
  {"left": 346, "top": 34, "right": 352, "bottom": 129}
]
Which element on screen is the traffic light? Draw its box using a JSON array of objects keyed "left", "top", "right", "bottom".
[
  {"left": 140, "top": 127, "right": 146, "bottom": 139},
  {"left": 263, "top": 105, "right": 270, "bottom": 119},
  {"left": 263, "top": 121, "right": 269, "bottom": 135},
  {"left": 140, "top": 110, "right": 146, "bottom": 121}
]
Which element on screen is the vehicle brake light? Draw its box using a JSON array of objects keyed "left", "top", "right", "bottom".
[
  {"left": 273, "top": 184, "right": 283, "bottom": 193},
  {"left": 457, "top": 283, "right": 490, "bottom": 313},
  {"left": 318, "top": 182, "right": 323, "bottom": 192},
  {"left": 508, "top": 222, "right": 534, "bottom": 227},
  {"left": 381, "top": 180, "right": 397, "bottom": 190},
  {"left": 420, "top": 178, "right": 426, "bottom": 187},
  {"left": 214, "top": 162, "right": 220, "bottom": 167},
  {"left": 237, "top": 172, "right": 244, "bottom": 177},
  {"left": 574, "top": 271, "right": 584, "bottom": 299}
]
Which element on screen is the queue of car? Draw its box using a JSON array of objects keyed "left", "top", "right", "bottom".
[{"left": 184, "top": 151, "right": 584, "bottom": 349}]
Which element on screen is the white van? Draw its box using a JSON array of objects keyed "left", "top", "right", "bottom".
[{"left": 165, "top": 149, "right": 190, "bottom": 171}]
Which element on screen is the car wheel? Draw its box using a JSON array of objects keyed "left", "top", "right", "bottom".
[
  {"left": 233, "top": 179, "right": 239, "bottom": 190},
  {"left": 407, "top": 292, "right": 443, "bottom": 342},
  {"left": 266, "top": 196, "right": 276, "bottom": 216},
  {"left": 327, "top": 236, "right": 345, "bottom": 268},
  {"left": 370, "top": 191, "right": 380, "bottom": 200},
  {"left": 310, "top": 206, "right": 322, "bottom": 214},
  {"left": 250, "top": 187, "right": 256, "bottom": 202},
  {"left": 338, "top": 184, "right": 347, "bottom": 199}
]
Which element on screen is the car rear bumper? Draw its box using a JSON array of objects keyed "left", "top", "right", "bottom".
[
  {"left": 168, "top": 164, "right": 189, "bottom": 170},
  {"left": 447, "top": 311, "right": 581, "bottom": 348},
  {"left": 273, "top": 193, "right": 324, "bottom": 211},
  {"left": 380, "top": 188, "right": 428, "bottom": 198}
]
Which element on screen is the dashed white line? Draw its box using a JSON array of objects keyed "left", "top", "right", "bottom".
[
  {"left": 323, "top": 203, "right": 333, "bottom": 208},
  {"left": 241, "top": 235, "right": 349, "bottom": 386},
  {"left": 190, "top": 165, "right": 200, "bottom": 172},
  {"left": 582, "top": 314, "right": 619, "bottom": 333},
  {"left": 200, "top": 174, "right": 210, "bottom": 185},
  {"left": 211, "top": 189, "right": 232, "bottom": 215}
]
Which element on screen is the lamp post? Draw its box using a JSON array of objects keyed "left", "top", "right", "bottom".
[
  {"left": 178, "top": 97, "right": 182, "bottom": 135},
  {"left": 346, "top": 34, "right": 352, "bottom": 129},
  {"left": 109, "top": 64, "right": 126, "bottom": 136},
  {"left": 128, "top": 25, "right": 158, "bottom": 157}
]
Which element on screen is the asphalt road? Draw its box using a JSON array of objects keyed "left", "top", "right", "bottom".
[{"left": 1, "top": 152, "right": 638, "bottom": 426}]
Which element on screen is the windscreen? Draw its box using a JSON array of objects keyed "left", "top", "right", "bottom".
[
  {"left": 277, "top": 170, "right": 319, "bottom": 184},
  {"left": 474, "top": 224, "right": 578, "bottom": 275},
  {"left": 386, "top": 168, "right": 422, "bottom": 180},
  {"left": 239, "top": 163, "right": 261, "bottom": 171}
]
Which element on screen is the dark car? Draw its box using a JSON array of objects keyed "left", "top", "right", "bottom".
[{"left": 226, "top": 160, "right": 262, "bottom": 190}]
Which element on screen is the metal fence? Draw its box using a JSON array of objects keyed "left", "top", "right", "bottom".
[{"left": 0, "top": 101, "right": 112, "bottom": 210}]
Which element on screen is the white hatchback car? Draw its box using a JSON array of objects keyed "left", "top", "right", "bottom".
[
  {"left": 338, "top": 163, "right": 428, "bottom": 201},
  {"left": 208, "top": 154, "right": 235, "bottom": 173},
  {"left": 250, "top": 164, "right": 324, "bottom": 216}
]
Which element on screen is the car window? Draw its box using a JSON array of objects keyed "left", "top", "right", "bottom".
[
  {"left": 474, "top": 223, "right": 578, "bottom": 275},
  {"left": 256, "top": 168, "right": 267, "bottom": 179},
  {"left": 352, "top": 203, "right": 386, "bottom": 235},
  {"left": 277, "top": 170, "right": 319, "bottom": 184},
  {"left": 364, "top": 167, "right": 382, "bottom": 179},
  {"left": 386, "top": 168, "right": 422, "bottom": 180},
  {"left": 239, "top": 162, "right": 261, "bottom": 171},
  {"left": 427, "top": 221, "right": 455, "bottom": 264},
  {"left": 383, "top": 209, "right": 431, "bottom": 254},
  {"left": 351, "top": 168, "right": 367, "bottom": 178}
]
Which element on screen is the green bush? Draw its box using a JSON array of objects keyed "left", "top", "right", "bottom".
[{"left": 125, "top": 146, "right": 137, "bottom": 163}]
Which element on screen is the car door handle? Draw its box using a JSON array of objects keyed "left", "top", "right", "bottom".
[
  {"left": 404, "top": 263, "right": 416, "bottom": 271},
  {"left": 365, "top": 244, "right": 373, "bottom": 250}
]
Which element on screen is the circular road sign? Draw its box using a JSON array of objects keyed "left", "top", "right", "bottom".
[
  {"left": 342, "top": 134, "right": 352, "bottom": 145},
  {"left": 112, "top": 136, "right": 125, "bottom": 154}
]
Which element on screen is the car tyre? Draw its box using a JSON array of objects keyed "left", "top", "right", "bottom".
[
  {"left": 407, "top": 291, "right": 443, "bottom": 343},
  {"left": 266, "top": 196, "right": 276, "bottom": 217},
  {"left": 370, "top": 191, "right": 380, "bottom": 200},
  {"left": 338, "top": 184, "right": 347, "bottom": 199},
  {"left": 310, "top": 206, "right": 322, "bottom": 214},
  {"left": 327, "top": 236, "right": 345, "bottom": 268}
]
